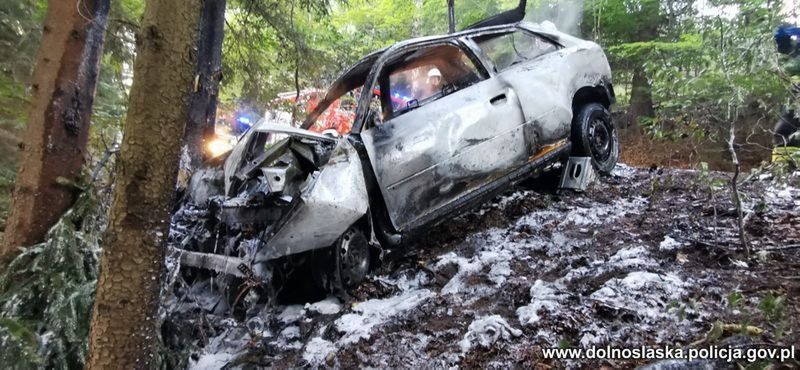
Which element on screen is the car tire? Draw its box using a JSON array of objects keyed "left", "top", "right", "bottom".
[
  {"left": 315, "top": 226, "right": 371, "bottom": 297},
  {"left": 570, "top": 103, "right": 619, "bottom": 174}
]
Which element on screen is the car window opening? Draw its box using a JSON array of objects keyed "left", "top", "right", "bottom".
[
  {"left": 382, "top": 43, "right": 484, "bottom": 119},
  {"left": 473, "top": 30, "right": 558, "bottom": 72}
]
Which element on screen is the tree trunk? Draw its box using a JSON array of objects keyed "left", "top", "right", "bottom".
[
  {"left": 448, "top": 0, "right": 455, "bottom": 33},
  {"left": 86, "top": 0, "right": 203, "bottom": 367},
  {"left": 627, "top": 64, "right": 655, "bottom": 132},
  {"left": 1, "top": 0, "right": 110, "bottom": 259},
  {"left": 626, "top": 20, "right": 658, "bottom": 133},
  {"left": 183, "top": 0, "right": 227, "bottom": 170}
]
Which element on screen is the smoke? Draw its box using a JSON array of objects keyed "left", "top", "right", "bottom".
[
  {"left": 523, "top": 0, "right": 585, "bottom": 36},
  {"left": 783, "top": 0, "right": 799, "bottom": 23}
]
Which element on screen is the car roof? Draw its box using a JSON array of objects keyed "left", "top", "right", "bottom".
[
  {"left": 333, "top": 20, "right": 563, "bottom": 88},
  {"left": 385, "top": 23, "right": 520, "bottom": 52},
  {"left": 301, "top": 21, "right": 564, "bottom": 129}
]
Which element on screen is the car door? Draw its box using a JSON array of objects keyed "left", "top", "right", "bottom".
[
  {"left": 469, "top": 28, "right": 572, "bottom": 145},
  {"left": 360, "top": 42, "right": 529, "bottom": 231}
]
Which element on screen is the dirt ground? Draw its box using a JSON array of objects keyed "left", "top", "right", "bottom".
[{"left": 164, "top": 164, "right": 800, "bottom": 369}]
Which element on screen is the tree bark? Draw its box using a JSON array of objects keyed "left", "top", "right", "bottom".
[
  {"left": 86, "top": 0, "right": 203, "bottom": 367},
  {"left": 627, "top": 64, "right": 655, "bottom": 132},
  {"left": 625, "top": 18, "right": 659, "bottom": 133},
  {"left": 1, "top": 0, "right": 110, "bottom": 259}
]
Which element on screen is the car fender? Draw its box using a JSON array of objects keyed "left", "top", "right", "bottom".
[
  {"left": 563, "top": 43, "right": 613, "bottom": 104},
  {"left": 256, "top": 138, "right": 369, "bottom": 262}
]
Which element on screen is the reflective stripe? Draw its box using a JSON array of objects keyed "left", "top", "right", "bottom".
[{"left": 772, "top": 146, "right": 800, "bottom": 163}]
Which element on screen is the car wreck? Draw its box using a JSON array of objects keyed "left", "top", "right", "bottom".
[{"left": 173, "top": 14, "right": 618, "bottom": 300}]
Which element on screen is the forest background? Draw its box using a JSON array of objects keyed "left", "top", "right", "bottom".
[{"left": 0, "top": 0, "right": 797, "bottom": 240}]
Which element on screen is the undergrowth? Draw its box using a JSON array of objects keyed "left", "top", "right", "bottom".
[{"left": 0, "top": 191, "right": 106, "bottom": 369}]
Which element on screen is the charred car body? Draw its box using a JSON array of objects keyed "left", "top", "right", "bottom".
[{"left": 176, "top": 18, "right": 618, "bottom": 297}]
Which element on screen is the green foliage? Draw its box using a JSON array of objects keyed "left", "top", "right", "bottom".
[
  {"left": 0, "top": 165, "right": 14, "bottom": 229},
  {"left": 0, "top": 0, "right": 45, "bottom": 126},
  {"left": 0, "top": 74, "right": 28, "bottom": 127},
  {"left": 220, "top": 0, "right": 523, "bottom": 108},
  {"left": 584, "top": 0, "right": 664, "bottom": 44},
  {"left": 608, "top": 33, "right": 703, "bottom": 60},
  {"left": 757, "top": 292, "right": 788, "bottom": 339},
  {"left": 0, "top": 318, "right": 41, "bottom": 369},
  {"left": 0, "top": 0, "right": 45, "bottom": 235},
  {"left": 694, "top": 162, "right": 727, "bottom": 189},
  {"left": 713, "top": 290, "right": 791, "bottom": 342},
  {"left": 88, "top": 0, "right": 143, "bottom": 170},
  {"left": 707, "top": 320, "right": 725, "bottom": 341},
  {"left": 221, "top": 0, "right": 337, "bottom": 107},
  {"left": 727, "top": 291, "right": 744, "bottom": 307},
  {"left": 0, "top": 0, "right": 46, "bottom": 79},
  {"left": 0, "top": 191, "right": 106, "bottom": 369},
  {"left": 585, "top": 0, "right": 789, "bottom": 157},
  {"left": 757, "top": 292, "right": 785, "bottom": 321}
]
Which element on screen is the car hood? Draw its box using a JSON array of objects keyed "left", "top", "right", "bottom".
[
  {"left": 253, "top": 121, "right": 337, "bottom": 142},
  {"left": 223, "top": 119, "right": 339, "bottom": 195}
]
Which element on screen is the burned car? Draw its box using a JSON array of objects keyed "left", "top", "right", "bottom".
[{"left": 176, "top": 19, "right": 617, "bottom": 298}]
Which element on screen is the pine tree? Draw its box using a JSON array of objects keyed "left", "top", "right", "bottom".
[
  {"left": 86, "top": 0, "right": 226, "bottom": 367},
  {"left": 2, "top": 0, "right": 110, "bottom": 257},
  {"left": 0, "top": 191, "right": 106, "bottom": 369}
]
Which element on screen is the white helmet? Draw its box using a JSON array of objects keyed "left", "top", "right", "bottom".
[{"left": 427, "top": 68, "right": 442, "bottom": 78}]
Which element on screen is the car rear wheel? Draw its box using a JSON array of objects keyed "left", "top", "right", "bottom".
[{"left": 571, "top": 103, "right": 619, "bottom": 174}]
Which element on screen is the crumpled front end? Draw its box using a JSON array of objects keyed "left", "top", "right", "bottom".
[
  {"left": 176, "top": 126, "right": 369, "bottom": 277},
  {"left": 259, "top": 141, "right": 369, "bottom": 261}
]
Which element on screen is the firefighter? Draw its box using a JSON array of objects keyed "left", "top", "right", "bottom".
[{"left": 773, "top": 25, "right": 800, "bottom": 163}]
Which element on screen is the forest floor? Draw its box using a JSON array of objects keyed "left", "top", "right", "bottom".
[{"left": 163, "top": 164, "right": 800, "bottom": 369}]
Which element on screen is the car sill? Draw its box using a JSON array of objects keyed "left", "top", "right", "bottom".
[{"left": 403, "top": 139, "right": 570, "bottom": 233}]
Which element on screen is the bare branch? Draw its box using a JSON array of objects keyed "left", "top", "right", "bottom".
[{"left": 727, "top": 123, "right": 750, "bottom": 257}]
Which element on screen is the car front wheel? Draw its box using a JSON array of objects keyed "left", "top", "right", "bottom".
[
  {"left": 334, "top": 227, "right": 371, "bottom": 291},
  {"left": 570, "top": 103, "right": 619, "bottom": 174},
  {"left": 314, "top": 226, "right": 371, "bottom": 297}
]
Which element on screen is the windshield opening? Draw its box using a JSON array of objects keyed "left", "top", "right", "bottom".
[
  {"left": 306, "top": 89, "right": 358, "bottom": 136},
  {"left": 300, "top": 51, "right": 383, "bottom": 132}
]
